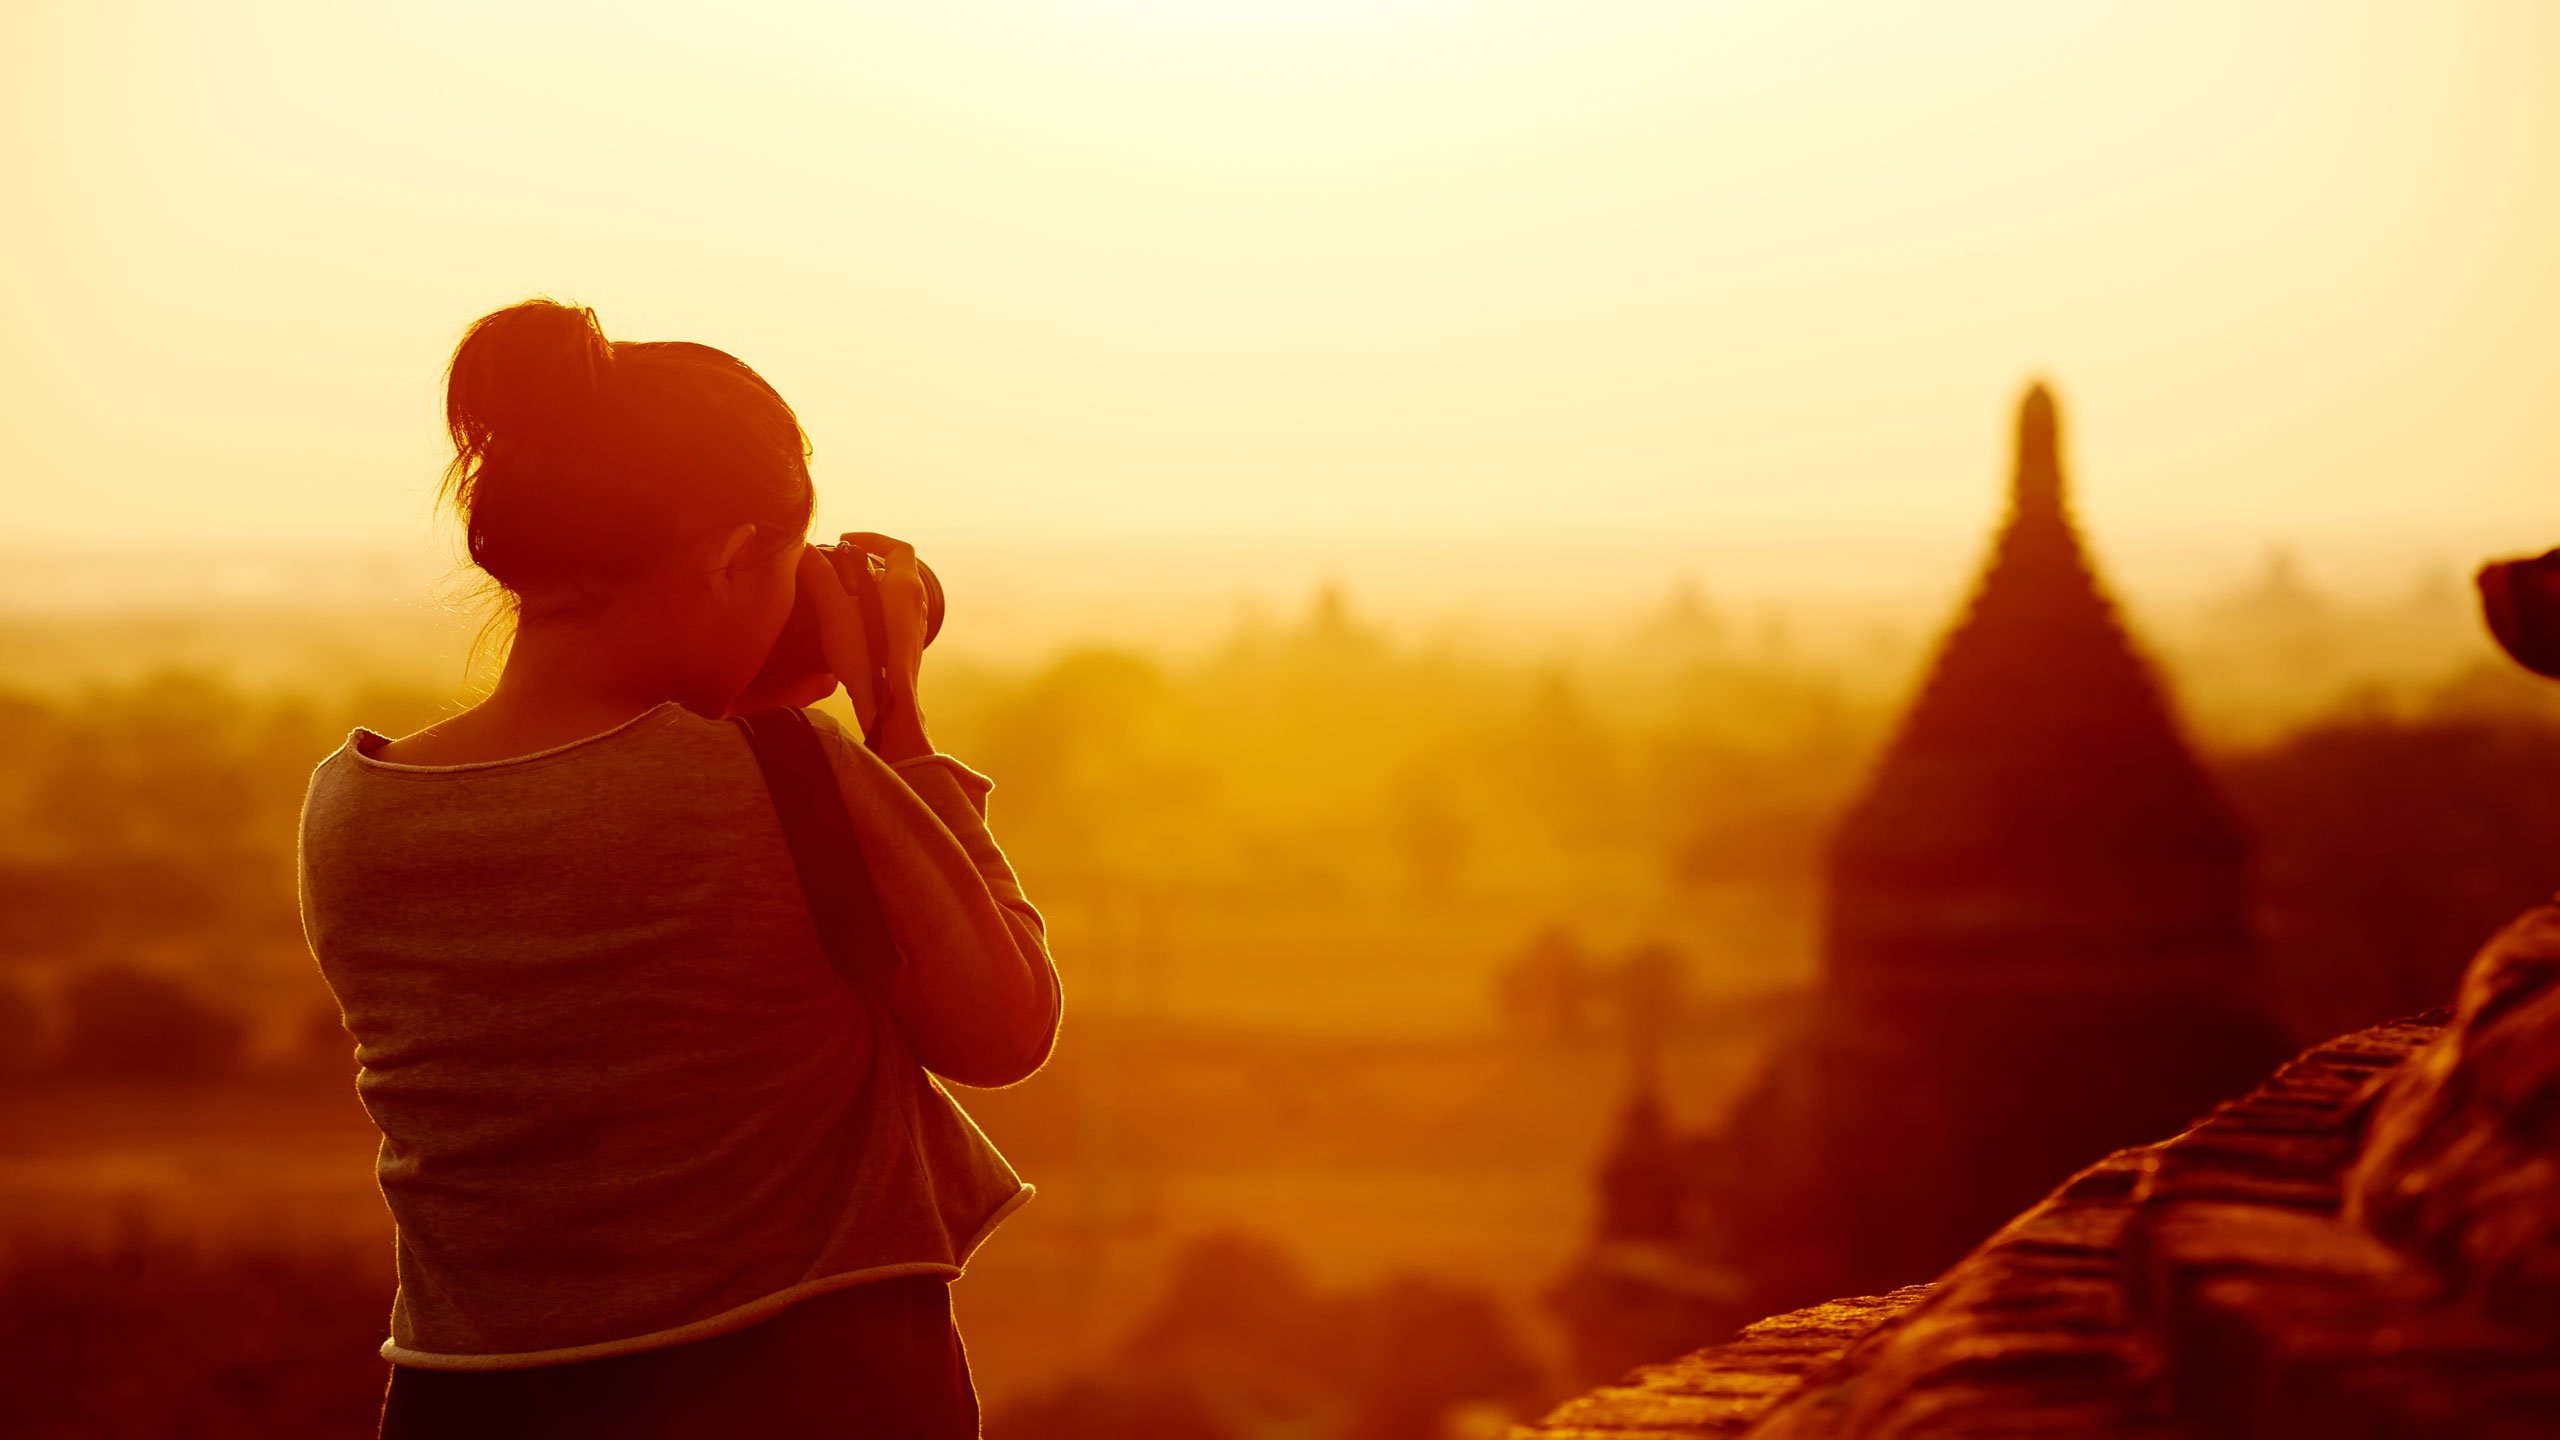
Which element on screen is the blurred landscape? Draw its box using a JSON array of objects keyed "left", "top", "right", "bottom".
[
  {"left": 7, "top": 532, "right": 2560, "bottom": 1436},
  {"left": 9, "top": 0, "right": 2555, "bottom": 1430}
]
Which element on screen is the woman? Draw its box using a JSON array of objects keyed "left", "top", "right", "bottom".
[{"left": 298, "top": 299, "right": 1061, "bottom": 1437}]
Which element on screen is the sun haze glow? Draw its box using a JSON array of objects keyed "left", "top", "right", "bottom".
[{"left": 3, "top": 0, "right": 2556, "bottom": 609}]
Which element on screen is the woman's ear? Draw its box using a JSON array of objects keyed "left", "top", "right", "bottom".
[{"left": 703, "top": 522, "right": 759, "bottom": 605}]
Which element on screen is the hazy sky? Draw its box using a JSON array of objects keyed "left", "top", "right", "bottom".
[{"left": 7, "top": 0, "right": 2556, "bottom": 608}]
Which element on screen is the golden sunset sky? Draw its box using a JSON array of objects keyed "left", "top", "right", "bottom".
[{"left": 6, "top": 0, "right": 2555, "bottom": 614}]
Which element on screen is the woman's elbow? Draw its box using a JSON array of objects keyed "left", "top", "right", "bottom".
[
  {"left": 930, "top": 977, "right": 1059, "bottom": 1090},
  {"left": 933, "top": 1008, "right": 1057, "bottom": 1089}
]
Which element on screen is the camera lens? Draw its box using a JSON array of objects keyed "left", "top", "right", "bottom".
[{"left": 917, "top": 560, "right": 946, "bottom": 648}]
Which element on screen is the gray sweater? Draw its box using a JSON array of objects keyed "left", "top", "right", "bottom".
[{"left": 297, "top": 701, "right": 1058, "bottom": 1369}]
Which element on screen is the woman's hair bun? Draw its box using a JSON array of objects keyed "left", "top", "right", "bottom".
[
  {"left": 437, "top": 295, "right": 813, "bottom": 607},
  {"left": 443, "top": 298, "right": 617, "bottom": 463}
]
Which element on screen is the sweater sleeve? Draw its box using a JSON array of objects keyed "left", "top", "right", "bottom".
[
  {"left": 884, "top": 753, "right": 1046, "bottom": 933},
  {"left": 804, "top": 710, "right": 1061, "bottom": 1087}
]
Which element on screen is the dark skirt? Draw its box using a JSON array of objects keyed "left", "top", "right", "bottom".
[{"left": 378, "top": 1275, "right": 979, "bottom": 1439}]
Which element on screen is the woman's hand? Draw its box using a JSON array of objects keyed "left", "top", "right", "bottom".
[{"left": 803, "top": 534, "right": 934, "bottom": 760}]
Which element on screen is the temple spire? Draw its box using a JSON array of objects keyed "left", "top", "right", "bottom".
[
  {"left": 1825, "top": 376, "right": 2251, "bottom": 1003},
  {"left": 1597, "top": 1025, "right": 1680, "bottom": 1241},
  {"left": 2013, "top": 381, "right": 2063, "bottom": 518}
]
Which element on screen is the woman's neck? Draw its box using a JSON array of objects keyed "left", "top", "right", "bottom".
[
  {"left": 375, "top": 611, "right": 694, "bottom": 765},
  {"left": 486, "top": 611, "right": 688, "bottom": 719}
]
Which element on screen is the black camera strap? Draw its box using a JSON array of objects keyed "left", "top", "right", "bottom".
[{"left": 732, "top": 706, "right": 905, "bottom": 999}]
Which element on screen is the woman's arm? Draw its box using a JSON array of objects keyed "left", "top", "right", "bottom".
[
  {"left": 809, "top": 707, "right": 1062, "bottom": 1089},
  {"left": 789, "top": 535, "right": 1061, "bottom": 1087}
]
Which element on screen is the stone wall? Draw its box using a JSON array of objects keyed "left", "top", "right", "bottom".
[{"left": 1517, "top": 978, "right": 2560, "bottom": 1438}]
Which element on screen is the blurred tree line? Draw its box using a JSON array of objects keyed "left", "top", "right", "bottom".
[
  {"left": 987, "top": 1231, "right": 1542, "bottom": 1440},
  {"left": 4, "top": 595, "right": 2560, "bottom": 1084},
  {"left": 0, "top": 671, "right": 448, "bottom": 1081},
  {"left": 2221, "top": 661, "right": 2560, "bottom": 1042}
]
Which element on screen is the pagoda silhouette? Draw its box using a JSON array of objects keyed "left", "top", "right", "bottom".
[{"left": 1547, "top": 382, "right": 2289, "bottom": 1382}]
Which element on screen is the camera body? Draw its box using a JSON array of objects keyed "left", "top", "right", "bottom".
[{"left": 748, "top": 538, "right": 946, "bottom": 697}]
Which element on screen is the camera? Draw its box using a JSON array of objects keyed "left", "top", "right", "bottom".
[{"left": 748, "top": 535, "right": 947, "bottom": 698}]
